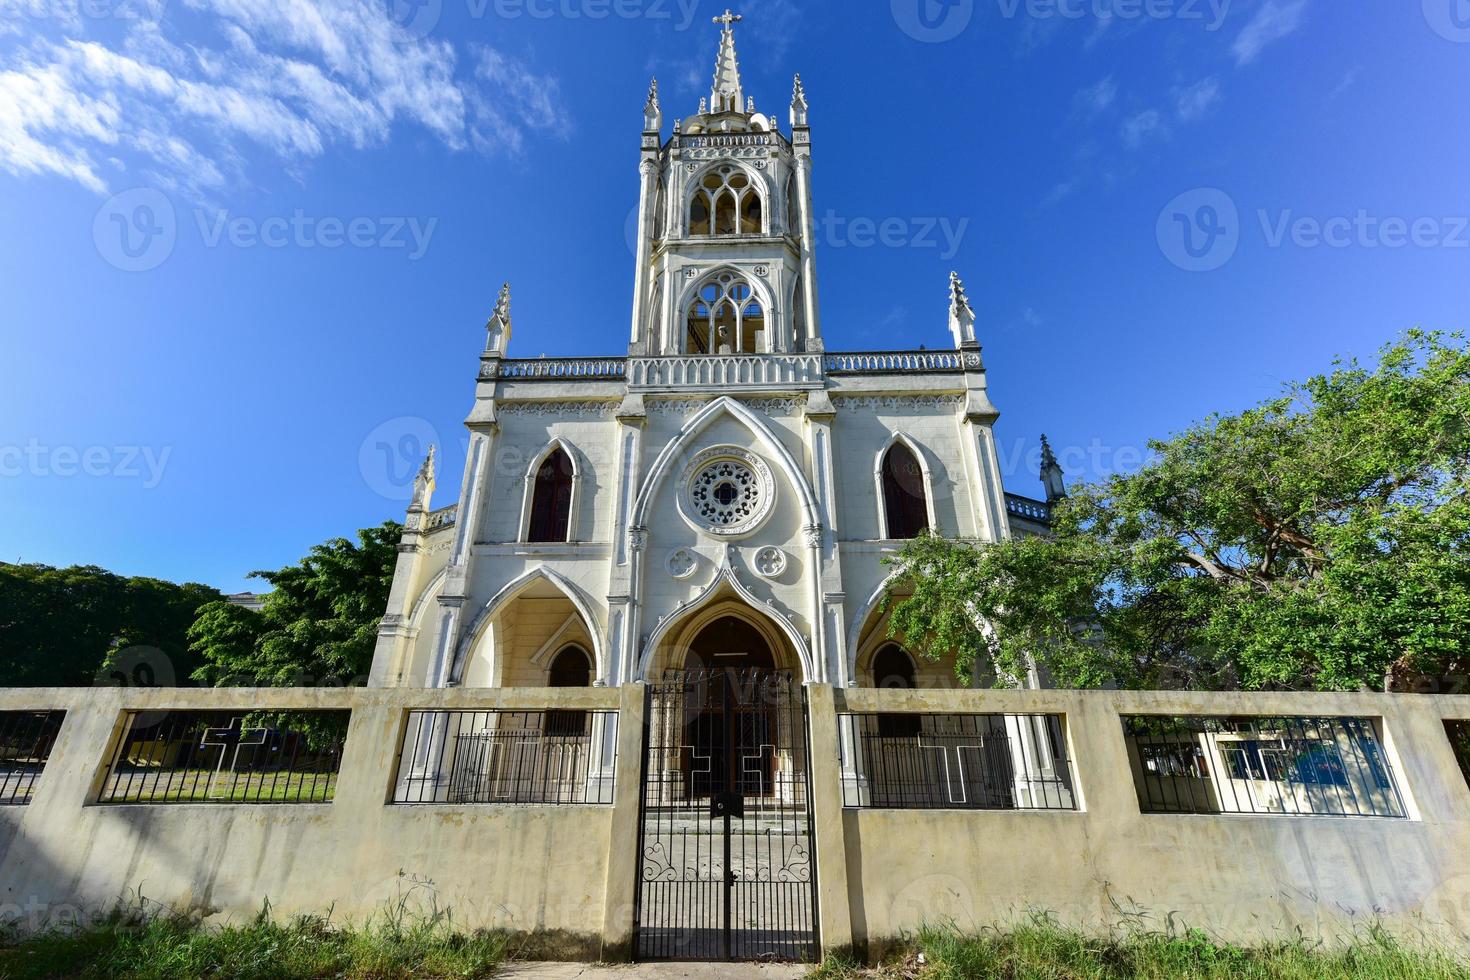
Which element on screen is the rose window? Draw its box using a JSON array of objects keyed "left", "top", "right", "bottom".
[{"left": 678, "top": 448, "right": 776, "bottom": 538}]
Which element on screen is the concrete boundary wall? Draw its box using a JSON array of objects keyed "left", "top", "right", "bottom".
[{"left": 3, "top": 685, "right": 1470, "bottom": 958}]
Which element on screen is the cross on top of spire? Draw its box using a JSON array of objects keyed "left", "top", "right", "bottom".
[{"left": 709, "top": 9, "right": 745, "bottom": 114}]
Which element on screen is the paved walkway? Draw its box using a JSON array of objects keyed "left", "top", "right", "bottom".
[{"left": 499, "top": 963, "right": 809, "bottom": 980}]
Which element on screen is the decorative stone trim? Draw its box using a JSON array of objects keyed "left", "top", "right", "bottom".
[
  {"left": 831, "top": 395, "right": 965, "bottom": 412},
  {"left": 499, "top": 401, "right": 619, "bottom": 417},
  {"left": 753, "top": 546, "right": 787, "bottom": 579},
  {"left": 666, "top": 548, "right": 699, "bottom": 580}
]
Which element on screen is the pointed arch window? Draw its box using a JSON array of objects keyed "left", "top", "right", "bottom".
[
  {"left": 785, "top": 171, "right": 800, "bottom": 236},
  {"left": 545, "top": 645, "right": 592, "bottom": 736},
  {"left": 689, "top": 166, "right": 764, "bottom": 237},
  {"left": 873, "top": 643, "right": 920, "bottom": 737},
  {"left": 527, "top": 448, "right": 575, "bottom": 543},
  {"left": 881, "top": 443, "right": 930, "bottom": 539},
  {"left": 686, "top": 273, "right": 764, "bottom": 355}
]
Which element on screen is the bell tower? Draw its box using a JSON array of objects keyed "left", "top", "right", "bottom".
[{"left": 628, "top": 10, "right": 823, "bottom": 358}]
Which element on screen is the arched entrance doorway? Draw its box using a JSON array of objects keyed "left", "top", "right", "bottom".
[
  {"left": 636, "top": 611, "right": 817, "bottom": 962},
  {"left": 681, "top": 616, "right": 778, "bottom": 799}
]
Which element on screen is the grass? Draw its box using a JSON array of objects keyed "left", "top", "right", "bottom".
[
  {"left": 0, "top": 907, "right": 508, "bottom": 980},
  {"left": 815, "top": 919, "right": 1470, "bottom": 980},
  {"left": 98, "top": 770, "right": 338, "bottom": 803}
]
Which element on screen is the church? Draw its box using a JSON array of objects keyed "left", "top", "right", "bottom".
[{"left": 366, "top": 11, "right": 1064, "bottom": 698}]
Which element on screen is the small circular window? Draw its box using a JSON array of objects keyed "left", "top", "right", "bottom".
[{"left": 678, "top": 447, "right": 776, "bottom": 538}]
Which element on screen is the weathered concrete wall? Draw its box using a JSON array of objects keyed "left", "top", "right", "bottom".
[
  {"left": 832, "top": 688, "right": 1470, "bottom": 953},
  {"left": 3, "top": 684, "right": 1470, "bottom": 958},
  {"left": 0, "top": 685, "right": 640, "bottom": 958}
]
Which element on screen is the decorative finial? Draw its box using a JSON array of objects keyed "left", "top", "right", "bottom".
[
  {"left": 713, "top": 8, "right": 742, "bottom": 28},
  {"left": 410, "top": 445, "right": 437, "bottom": 513},
  {"left": 746, "top": 96, "right": 755, "bottom": 113},
  {"left": 486, "top": 282, "right": 512, "bottom": 356},
  {"left": 948, "top": 271, "right": 978, "bottom": 349},
  {"left": 644, "top": 77, "right": 662, "bottom": 132},
  {"left": 1039, "top": 435, "right": 1067, "bottom": 502},
  {"left": 699, "top": 96, "right": 708, "bottom": 114},
  {"left": 790, "top": 73, "right": 809, "bottom": 128}
]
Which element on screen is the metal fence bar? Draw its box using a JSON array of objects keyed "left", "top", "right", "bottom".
[
  {"left": 392, "top": 710, "right": 618, "bottom": 805},
  {"left": 0, "top": 710, "right": 66, "bottom": 806},
  {"left": 97, "top": 710, "right": 348, "bottom": 805},
  {"left": 836, "top": 713, "right": 1076, "bottom": 811},
  {"left": 1122, "top": 715, "right": 1406, "bottom": 818}
]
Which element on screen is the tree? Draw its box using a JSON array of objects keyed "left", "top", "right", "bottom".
[
  {"left": 886, "top": 331, "right": 1470, "bottom": 692},
  {"left": 0, "top": 563, "right": 221, "bottom": 686},
  {"left": 188, "top": 522, "right": 401, "bottom": 687}
]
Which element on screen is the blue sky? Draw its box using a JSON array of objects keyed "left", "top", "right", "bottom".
[{"left": 1, "top": 0, "right": 1467, "bottom": 592}]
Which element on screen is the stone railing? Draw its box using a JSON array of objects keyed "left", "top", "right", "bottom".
[
  {"left": 495, "top": 357, "right": 627, "bottom": 381},
  {"left": 425, "top": 504, "right": 458, "bottom": 532},
  {"left": 628, "top": 353, "right": 824, "bottom": 389},
  {"left": 824, "top": 350, "right": 967, "bottom": 374},
  {"left": 1005, "top": 493, "right": 1051, "bottom": 524}
]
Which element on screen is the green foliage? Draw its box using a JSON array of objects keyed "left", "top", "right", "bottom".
[
  {"left": 903, "top": 920, "right": 1467, "bottom": 980},
  {"left": 0, "top": 563, "right": 221, "bottom": 687},
  {"left": 0, "top": 907, "right": 507, "bottom": 980},
  {"left": 188, "top": 522, "right": 401, "bottom": 688},
  {"left": 887, "top": 331, "right": 1470, "bottom": 692}
]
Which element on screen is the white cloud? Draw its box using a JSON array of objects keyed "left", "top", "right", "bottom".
[
  {"left": 1120, "top": 109, "right": 1165, "bottom": 148},
  {"left": 1233, "top": 0, "right": 1308, "bottom": 67},
  {"left": 1074, "top": 76, "right": 1118, "bottom": 118},
  {"left": 0, "top": 0, "right": 568, "bottom": 198},
  {"left": 1173, "top": 76, "right": 1221, "bottom": 122}
]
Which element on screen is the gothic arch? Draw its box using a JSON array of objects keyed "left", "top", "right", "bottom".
[
  {"left": 677, "top": 268, "right": 776, "bottom": 355},
  {"left": 518, "top": 438, "right": 585, "bottom": 542},
  {"left": 450, "top": 567, "right": 606, "bottom": 686},
  {"left": 845, "top": 569, "right": 906, "bottom": 686},
  {"left": 638, "top": 559, "right": 814, "bottom": 682},
  {"left": 631, "top": 396, "right": 820, "bottom": 534},
  {"left": 874, "top": 431, "right": 938, "bottom": 539},
  {"left": 685, "top": 162, "right": 768, "bottom": 236}
]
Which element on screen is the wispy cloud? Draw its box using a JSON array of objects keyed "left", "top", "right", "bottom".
[
  {"left": 1173, "top": 76, "right": 1222, "bottom": 122},
  {"left": 0, "top": 0, "right": 567, "bottom": 199},
  {"left": 1233, "top": 0, "right": 1308, "bottom": 66},
  {"left": 1073, "top": 76, "right": 1118, "bottom": 119},
  {"left": 1121, "top": 109, "right": 1165, "bottom": 148}
]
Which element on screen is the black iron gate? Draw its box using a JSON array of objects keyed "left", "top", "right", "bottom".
[{"left": 633, "top": 669, "right": 818, "bottom": 962}]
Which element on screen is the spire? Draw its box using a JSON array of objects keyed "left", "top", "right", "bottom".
[
  {"left": 643, "top": 77, "right": 662, "bottom": 132},
  {"left": 410, "top": 445, "right": 437, "bottom": 514},
  {"left": 709, "top": 9, "right": 745, "bottom": 114},
  {"left": 948, "top": 271, "right": 978, "bottom": 348},
  {"left": 1040, "top": 435, "right": 1067, "bottom": 502},
  {"left": 486, "top": 282, "right": 512, "bottom": 356},
  {"left": 790, "top": 73, "right": 809, "bottom": 128}
]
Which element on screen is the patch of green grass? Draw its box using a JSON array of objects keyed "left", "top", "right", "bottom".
[
  {"left": 834, "top": 919, "right": 1470, "bottom": 980},
  {"left": 0, "top": 906, "right": 508, "bottom": 980}
]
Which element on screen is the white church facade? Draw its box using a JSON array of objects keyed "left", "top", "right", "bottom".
[{"left": 366, "top": 12, "right": 1064, "bottom": 697}]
